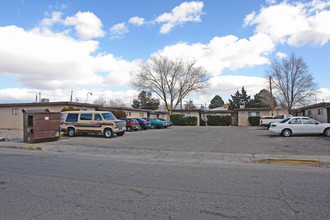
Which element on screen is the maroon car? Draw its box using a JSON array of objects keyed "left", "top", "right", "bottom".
[{"left": 120, "top": 118, "right": 141, "bottom": 131}]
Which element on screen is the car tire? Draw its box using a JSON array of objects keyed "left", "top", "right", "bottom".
[
  {"left": 281, "top": 129, "right": 292, "bottom": 137},
  {"left": 324, "top": 128, "right": 330, "bottom": 137},
  {"left": 67, "top": 128, "right": 75, "bottom": 137},
  {"left": 116, "top": 131, "right": 125, "bottom": 136},
  {"left": 104, "top": 128, "right": 113, "bottom": 138},
  {"left": 127, "top": 126, "right": 132, "bottom": 131}
]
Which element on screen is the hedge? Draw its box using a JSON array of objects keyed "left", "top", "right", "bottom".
[
  {"left": 206, "top": 115, "right": 232, "bottom": 126},
  {"left": 207, "top": 115, "right": 225, "bottom": 126},
  {"left": 248, "top": 116, "right": 261, "bottom": 126},
  {"left": 170, "top": 114, "right": 197, "bottom": 126}
]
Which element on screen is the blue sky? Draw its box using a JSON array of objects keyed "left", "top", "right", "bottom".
[{"left": 0, "top": 0, "right": 329, "bottom": 106}]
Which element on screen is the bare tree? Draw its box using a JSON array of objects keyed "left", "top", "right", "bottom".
[
  {"left": 93, "top": 98, "right": 107, "bottom": 106},
  {"left": 107, "top": 99, "right": 125, "bottom": 107},
  {"left": 132, "top": 55, "right": 208, "bottom": 114},
  {"left": 268, "top": 53, "right": 317, "bottom": 112}
]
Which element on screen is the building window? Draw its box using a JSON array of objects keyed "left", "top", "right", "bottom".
[
  {"left": 318, "top": 109, "right": 323, "bottom": 115},
  {"left": 126, "top": 112, "right": 131, "bottom": 117},
  {"left": 308, "top": 110, "right": 312, "bottom": 116},
  {"left": 139, "top": 113, "right": 144, "bottom": 117},
  {"left": 12, "top": 108, "right": 19, "bottom": 115},
  {"left": 248, "top": 112, "right": 260, "bottom": 116}
]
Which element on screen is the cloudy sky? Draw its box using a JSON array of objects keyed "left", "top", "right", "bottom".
[{"left": 0, "top": 0, "right": 329, "bottom": 106}]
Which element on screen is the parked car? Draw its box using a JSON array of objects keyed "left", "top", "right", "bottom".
[
  {"left": 142, "top": 117, "right": 165, "bottom": 129},
  {"left": 156, "top": 117, "right": 172, "bottom": 128},
  {"left": 60, "top": 111, "right": 126, "bottom": 138},
  {"left": 269, "top": 116, "right": 330, "bottom": 137},
  {"left": 134, "top": 118, "right": 151, "bottom": 130},
  {"left": 259, "top": 114, "right": 293, "bottom": 128},
  {"left": 120, "top": 118, "right": 140, "bottom": 131}
]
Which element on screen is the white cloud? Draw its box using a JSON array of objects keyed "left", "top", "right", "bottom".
[
  {"left": 155, "top": 33, "right": 275, "bottom": 75},
  {"left": 244, "top": 11, "right": 256, "bottom": 26},
  {"left": 155, "top": 1, "right": 204, "bottom": 34},
  {"left": 41, "top": 11, "right": 63, "bottom": 26},
  {"left": 0, "top": 88, "right": 140, "bottom": 105},
  {"left": 276, "top": 52, "right": 287, "bottom": 58},
  {"left": 315, "top": 88, "right": 330, "bottom": 102},
  {"left": 266, "top": 0, "right": 277, "bottom": 5},
  {"left": 245, "top": 0, "right": 330, "bottom": 46},
  {"left": 64, "top": 11, "right": 105, "bottom": 40},
  {"left": 110, "top": 22, "right": 129, "bottom": 39},
  {"left": 129, "top": 16, "right": 145, "bottom": 26},
  {"left": 0, "top": 25, "right": 138, "bottom": 90}
]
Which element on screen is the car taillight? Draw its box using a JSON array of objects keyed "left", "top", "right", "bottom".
[
  {"left": 144, "top": 122, "right": 147, "bottom": 124},
  {"left": 260, "top": 120, "right": 263, "bottom": 124}
]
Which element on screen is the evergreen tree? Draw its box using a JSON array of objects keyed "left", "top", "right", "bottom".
[
  {"left": 249, "top": 89, "right": 278, "bottom": 108},
  {"left": 184, "top": 99, "right": 196, "bottom": 109},
  {"left": 131, "top": 90, "right": 160, "bottom": 110},
  {"left": 228, "top": 87, "right": 251, "bottom": 110},
  {"left": 209, "top": 95, "right": 224, "bottom": 109}
]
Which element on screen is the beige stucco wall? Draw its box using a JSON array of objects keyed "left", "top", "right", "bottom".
[
  {"left": 126, "top": 110, "right": 149, "bottom": 118},
  {"left": 303, "top": 106, "right": 328, "bottom": 123},
  {"left": 0, "top": 105, "right": 96, "bottom": 130},
  {"left": 238, "top": 109, "right": 288, "bottom": 126}
]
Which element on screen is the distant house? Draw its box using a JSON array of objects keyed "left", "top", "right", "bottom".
[
  {"left": 100, "top": 106, "right": 152, "bottom": 119},
  {"left": 0, "top": 102, "right": 98, "bottom": 130},
  {"left": 295, "top": 102, "right": 330, "bottom": 123},
  {"left": 235, "top": 107, "right": 288, "bottom": 127}
]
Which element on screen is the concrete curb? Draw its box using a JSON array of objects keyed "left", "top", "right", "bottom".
[
  {"left": 20, "top": 146, "right": 44, "bottom": 151},
  {"left": 257, "top": 158, "right": 320, "bottom": 167}
]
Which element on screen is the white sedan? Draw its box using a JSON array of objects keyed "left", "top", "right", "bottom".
[{"left": 269, "top": 116, "right": 330, "bottom": 137}]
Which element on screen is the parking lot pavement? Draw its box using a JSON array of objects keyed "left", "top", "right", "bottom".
[{"left": 1, "top": 127, "right": 330, "bottom": 166}]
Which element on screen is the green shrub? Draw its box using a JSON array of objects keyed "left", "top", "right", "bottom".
[
  {"left": 170, "top": 114, "right": 197, "bottom": 126},
  {"left": 248, "top": 116, "right": 261, "bottom": 126},
  {"left": 207, "top": 115, "right": 225, "bottom": 126},
  {"left": 185, "top": 116, "right": 197, "bottom": 126},
  {"left": 111, "top": 110, "right": 126, "bottom": 119},
  {"left": 224, "top": 115, "right": 232, "bottom": 126},
  {"left": 170, "top": 114, "right": 185, "bottom": 125},
  {"left": 61, "top": 105, "right": 80, "bottom": 112}
]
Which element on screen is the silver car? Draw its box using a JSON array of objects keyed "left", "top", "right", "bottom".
[{"left": 269, "top": 116, "right": 330, "bottom": 137}]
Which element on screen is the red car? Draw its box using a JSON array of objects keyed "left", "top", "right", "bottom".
[{"left": 120, "top": 118, "right": 141, "bottom": 131}]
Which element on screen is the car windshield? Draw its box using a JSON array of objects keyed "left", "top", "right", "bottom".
[
  {"left": 102, "top": 112, "right": 116, "bottom": 120},
  {"left": 279, "top": 118, "right": 291, "bottom": 123},
  {"left": 131, "top": 119, "right": 138, "bottom": 122}
]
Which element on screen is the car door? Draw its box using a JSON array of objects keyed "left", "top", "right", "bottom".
[
  {"left": 79, "top": 113, "right": 93, "bottom": 132},
  {"left": 301, "top": 118, "right": 323, "bottom": 134},
  {"left": 287, "top": 118, "right": 304, "bottom": 134}
]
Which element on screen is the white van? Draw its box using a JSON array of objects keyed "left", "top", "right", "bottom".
[{"left": 60, "top": 111, "right": 126, "bottom": 138}]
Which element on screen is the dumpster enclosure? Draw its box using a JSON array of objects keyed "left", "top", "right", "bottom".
[{"left": 22, "top": 109, "right": 60, "bottom": 143}]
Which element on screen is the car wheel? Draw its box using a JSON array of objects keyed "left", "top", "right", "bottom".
[
  {"left": 67, "top": 128, "right": 75, "bottom": 137},
  {"left": 127, "top": 126, "right": 132, "bottom": 131},
  {"left": 324, "top": 128, "right": 330, "bottom": 137},
  {"left": 151, "top": 125, "right": 155, "bottom": 129},
  {"left": 104, "top": 128, "right": 113, "bottom": 138},
  {"left": 281, "top": 129, "right": 292, "bottom": 137},
  {"left": 116, "top": 131, "right": 125, "bottom": 136}
]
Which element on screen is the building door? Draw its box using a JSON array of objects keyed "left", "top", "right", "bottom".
[{"left": 327, "top": 108, "right": 330, "bottom": 123}]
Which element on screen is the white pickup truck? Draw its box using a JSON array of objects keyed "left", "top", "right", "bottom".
[{"left": 259, "top": 114, "right": 293, "bottom": 127}]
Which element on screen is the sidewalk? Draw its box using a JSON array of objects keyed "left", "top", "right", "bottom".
[{"left": 1, "top": 140, "right": 330, "bottom": 167}]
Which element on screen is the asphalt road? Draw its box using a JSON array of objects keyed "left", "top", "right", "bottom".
[
  {"left": 39, "top": 126, "right": 330, "bottom": 156},
  {"left": 0, "top": 148, "right": 329, "bottom": 220}
]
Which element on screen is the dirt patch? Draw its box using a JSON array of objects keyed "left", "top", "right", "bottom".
[{"left": 0, "top": 129, "right": 23, "bottom": 141}]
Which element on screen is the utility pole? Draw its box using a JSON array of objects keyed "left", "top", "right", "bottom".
[{"left": 269, "top": 76, "right": 274, "bottom": 116}]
